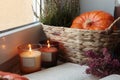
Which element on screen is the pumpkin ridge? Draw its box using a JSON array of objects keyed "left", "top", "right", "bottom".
[
  {"left": 71, "top": 10, "right": 114, "bottom": 30},
  {"left": 89, "top": 10, "right": 102, "bottom": 20}
]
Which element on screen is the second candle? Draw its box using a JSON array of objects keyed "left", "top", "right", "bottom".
[{"left": 40, "top": 40, "right": 58, "bottom": 67}]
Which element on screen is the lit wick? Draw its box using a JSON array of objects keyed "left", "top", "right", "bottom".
[
  {"left": 28, "top": 44, "right": 32, "bottom": 54},
  {"left": 47, "top": 40, "right": 50, "bottom": 48}
]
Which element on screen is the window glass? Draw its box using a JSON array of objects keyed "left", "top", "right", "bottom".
[{"left": 0, "top": 0, "right": 37, "bottom": 31}]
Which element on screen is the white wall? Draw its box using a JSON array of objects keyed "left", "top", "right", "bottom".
[
  {"left": 80, "top": 0, "right": 115, "bottom": 16},
  {"left": 0, "top": 23, "right": 46, "bottom": 64}
]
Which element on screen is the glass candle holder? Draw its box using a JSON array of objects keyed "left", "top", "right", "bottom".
[
  {"left": 18, "top": 44, "right": 41, "bottom": 74},
  {"left": 40, "top": 43, "right": 58, "bottom": 68},
  {"left": 114, "top": 0, "right": 120, "bottom": 28}
]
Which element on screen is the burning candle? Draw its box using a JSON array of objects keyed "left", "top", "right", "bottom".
[
  {"left": 40, "top": 40, "right": 58, "bottom": 67},
  {"left": 39, "top": 39, "right": 59, "bottom": 49},
  {"left": 19, "top": 44, "right": 41, "bottom": 74}
]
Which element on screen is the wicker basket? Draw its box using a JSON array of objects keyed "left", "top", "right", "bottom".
[{"left": 42, "top": 17, "right": 120, "bottom": 64}]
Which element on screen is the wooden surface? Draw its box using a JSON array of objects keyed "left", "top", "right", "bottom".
[{"left": 0, "top": 55, "right": 21, "bottom": 74}]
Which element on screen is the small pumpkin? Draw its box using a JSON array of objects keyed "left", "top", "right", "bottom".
[{"left": 71, "top": 10, "right": 114, "bottom": 30}]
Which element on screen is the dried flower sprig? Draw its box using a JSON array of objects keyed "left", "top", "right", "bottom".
[{"left": 85, "top": 48, "right": 120, "bottom": 78}]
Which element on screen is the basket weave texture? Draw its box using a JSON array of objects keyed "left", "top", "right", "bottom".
[{"left": 42, "top": 19, "right": 120, "bottom": 64}]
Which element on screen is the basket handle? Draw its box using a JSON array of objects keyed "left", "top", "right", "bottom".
[{"left": 103, "top": 17, "right": 120, "bottom": 34}]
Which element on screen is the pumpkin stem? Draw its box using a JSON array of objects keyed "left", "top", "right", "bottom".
[{"left": 84, "top": 19, "right": 93, "bottom": 27}]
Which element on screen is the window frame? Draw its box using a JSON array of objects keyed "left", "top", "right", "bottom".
[{"left": 0, "top": 21, "right": 39, "bottom": 33}]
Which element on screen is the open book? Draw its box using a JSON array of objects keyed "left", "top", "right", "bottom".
[{"left": 24, "top": 63, "right": 99, "bottom": 80}]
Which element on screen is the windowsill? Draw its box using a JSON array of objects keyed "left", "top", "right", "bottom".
[
  {"left": 0, "top": 22, "right": 42, "bottom": 37},
  {"left": 0, "top": 22, "right": 45, "bottom": 65}
]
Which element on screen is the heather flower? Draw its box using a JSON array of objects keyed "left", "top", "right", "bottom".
[{"left": 84, "top": 48, "right": 120, "bottom": 78}]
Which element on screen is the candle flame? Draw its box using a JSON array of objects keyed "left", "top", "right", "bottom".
[
  {"left": 47, "top": 40, "right": 50, "bottom": 48},
  {"left": 28, "top": 44, "right": 32, "bottom": 51}
]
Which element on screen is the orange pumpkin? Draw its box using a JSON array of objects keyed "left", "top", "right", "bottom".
[{"left": 71, "top": 10, "right": 114, "bottom": 30}]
